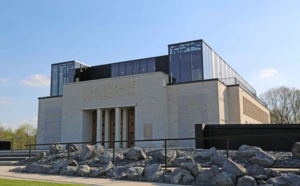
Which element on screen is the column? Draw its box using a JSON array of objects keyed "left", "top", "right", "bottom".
[
  {"left": 122, "top": 108, "right": 128, "bottom": 148},
  {"left": 96, "top": 109, "right": 102, "bottom": 145},
  {"left": 104, "top": 110, "right": 110, "bottom": 148},
  {"left": 115, "top": 107, "right": 121, "bottom": 148}
]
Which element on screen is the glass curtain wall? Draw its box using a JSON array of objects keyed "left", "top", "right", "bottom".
[
  {"left": 201, "top": 42, "right": 256, "bottom": 96},
  {"left": 169, "top": 41, "right": 203, "bottom": 83},
  {"left": 111, "top": 58, "right": 156, "bottom": 77},
  {"left": 51, "top": 61, "right": 88, "bottom": 96}
]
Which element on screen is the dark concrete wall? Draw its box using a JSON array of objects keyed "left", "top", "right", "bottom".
[{"left": 195, "top": 124, "right": 300, "bottom": 151}]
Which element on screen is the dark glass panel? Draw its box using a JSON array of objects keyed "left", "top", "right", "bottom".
[
  {"left": 147, "top": 58, "right": 155, "bottom": 72},
  {"left": 66, "top": 62, "right": 74, "bottom": 83},
  {"left": 191, "top": 42, "right": 203, "bottom": 81},
  {"left": 51, "top": 65, "right": 58, "bottom": 96},
  {"left": 119, "top": 63, "right": 125, "bottom": 76},
  {"left": 58, "top": 63, "right": 67, "bottom": 96},
  {"left": 169, "top": 46, "right": 180, "bottom": 83},
  {"left": 132, "top": 60, "right": 139, "bottom": 75},
  {"left": 125, "top": 61, "right": 133, "bottom": 75},
  {"left": 180, "top": 43, "right": 191, "bottom": 82},
  {"left": 111, "top": 64, "right": 119, "bottom": 77},
  {"left": 139, "top": 59, "right": 147, "bottom": 73}
]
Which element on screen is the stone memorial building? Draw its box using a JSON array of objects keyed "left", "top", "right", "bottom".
[{"left": 37, "top": 39, "right": 270, "bottom": 147}]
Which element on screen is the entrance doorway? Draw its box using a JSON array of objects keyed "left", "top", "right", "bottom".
[{"left": 91, "top": 107, "right": 135, "bottom": 148}]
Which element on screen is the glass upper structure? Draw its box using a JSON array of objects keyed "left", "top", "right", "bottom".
[
  {"left": 168, "top": 40, "right": 256, "bottom": 96},
  {"left": 50, "top": 61, "right": 89, "bottom": 96},
  {"left": 49, "top": 39, "right": 257, "bottom": 98},
  {"left": 111, "top": 57, "right": 156, "bottom": 77}
]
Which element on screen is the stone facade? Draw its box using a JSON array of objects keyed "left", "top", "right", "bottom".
[{"left": 37, "top": 72, "right": 270, "bottom": 148}]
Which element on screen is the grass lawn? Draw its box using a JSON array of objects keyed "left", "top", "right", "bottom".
[{"left": 0, "top": 178, "right": 85, "bottom": 186}]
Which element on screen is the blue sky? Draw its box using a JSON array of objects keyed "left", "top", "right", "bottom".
[{"left": 0, "top": 0, "right": 299, "bottom": 130}]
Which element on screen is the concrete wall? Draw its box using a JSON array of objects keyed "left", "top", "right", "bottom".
[
  {"left": 217, "top": 82, "right": 230, "bottom": 124},
  {"left": 37, "top": 96, "right": 63, "bottom": 147},
  {"left": 167, "top": 80, "right": 220, "bottom": 146},
  {"left": 227, "top": 85, "right": 270, "bottom": 124}
]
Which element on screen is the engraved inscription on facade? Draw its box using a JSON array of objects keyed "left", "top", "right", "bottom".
[{"left": 82, "top": 80, "right": 135, "bottom": 101}]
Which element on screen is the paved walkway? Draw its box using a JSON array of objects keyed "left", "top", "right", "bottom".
[{"left": 0, "top": 166, "right": 175, "bottom": 186}]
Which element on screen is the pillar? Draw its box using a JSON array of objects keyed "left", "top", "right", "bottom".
[
  {"left": 122, "top": 108, "right": 128, "bottom": 148},
  {"left": 104, "top": 110, "right": 110, "bottom": 148},
  {"left": 115, "top": 107, "right": 121, "bottom": 148},
  {"left": 96, "top": 109, "right": 102, "bottom": 145}
]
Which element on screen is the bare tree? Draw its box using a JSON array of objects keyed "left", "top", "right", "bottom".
[{"left": 260, "top": 86, "right": 300, "bottom": 124}]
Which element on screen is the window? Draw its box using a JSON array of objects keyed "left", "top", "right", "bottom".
[
  {"left": 111, "top": 64, "right": 119, "bottom": 77},
  {"left": 140, "top": 59, "right": 147, "bottom": 73},
  {"left": 147, "top": 58, "right": 155, "bottom": 72},
  {"left": 125, "top": 61, "right": 133, "bottom": 75}
]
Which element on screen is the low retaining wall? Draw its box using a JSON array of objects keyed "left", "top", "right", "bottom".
[{"left": 195, "top": 124, "right": 300, "bottom": 151}]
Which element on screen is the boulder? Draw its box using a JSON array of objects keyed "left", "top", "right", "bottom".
[
  {"left": 236, "top": 175, "right": 257, "bottom": 186},
  {"left": 235, "top": 145, "right": 261, "bottom": 159},
  {"left": 60, "top": 166, "right": 77, "bottom": 176},
  {"left": 90, "top": 161, "right": 114, "bottom": 177},
  {"left": 79, "top": 145, "right": 94, "bottom": 160},
  {"left": 106, "top": 166, "right": 129, "bottom": 179},
  {"left": 254, "top": 174, "right": 269, "bottom": 180},
  {"left": 222, "top": 158, "right": 247, "bottom": 177},
  {"left": 201, "top": 147, "right": 218, "bottom": 160},
  {"left": 246, "top": 164, "right": 265, "bottom": 177},
  {"left": 76, "top": 165, "right": 90, "bottom": 177},
  {"left": 292, "top": 142, "right": 300, "bottom": 158},
  {"left": 127, "top": 147, "right": 147, "bottom": 160},
  {"left": 211, "top": 154, "right": 227, "bottom": 166},
  {"left": 266, "top": 174, "right": 300, "bottom": 186},
  {"left": 180, "top": 162, "right": 202, "bottom": 177},
  {"left": 92, "top": 144, "right": 105, "bottom": 156},
  {"left": 144, "top": 163, "right": 163, "bottom": 182},
  {"left": 32, "top": 152, "right": 46, "bottom": 161},
  {"left": 126, "top": 167, "right": 144, "bottom": 181},
  {"left": 25, "top": 164, "right": 52, "bottom": 174},
  {"left": 210, "top": 165, "right": 220, "bottom": 177},
  {"left": 65, "top": 144, "right": 82, "bottom": 152},
  {"left": 211, "top": 172, "right": 236, "bottom": 186},
  {"left": 169, "top": 168, "right": 194, "bottom": 185},
  {"left": 98, "top": 152, "right": 124, "bottom": 164},
  {"left": 173, "top": 156, "right": 194, "bottom": 165},
  {"left": 48, "top": 168, "right": 60, "bottom": 175},
  {"left": 52, "top": 160, "right": 78, "bottom": 169},
  {"left": 250, "top": 150, "right": 276, "bottom": 167},
  {"left": 195, "top": 169, "right": 217, "bottom": 186},
  {"left": 49, "top": 144, "right": 62, "bottom": 153},
  {"left": 264, "top": 168, "right": 280, "bottom": 178},
  {"left": 158, "top": 150, "right": 176, "bottom": 164}
]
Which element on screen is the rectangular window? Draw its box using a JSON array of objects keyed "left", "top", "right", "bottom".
[
  {"left": 147, "top": 58, "right": 155, "bottom": 72},
  {"left": 119, "top": 63, "right": 125, "bottom": 76},
  {"left": 169, "top": 46, "right": 180, "bottom": 83},
  {"left": 111, "top": 64, "right": 119, "bottom": 77},
  {"left": 139, "top": 59, "right": 147, "bottom": 73},
  {"left": 132, "top": 60, "right": 140, "bottom": 75},
  {"left": 51, "top": 65, "right": 58, "bottom": 96},
  {"left": 125, "top": 61, "right": 133, "bottom": 75},
  {"left": 180, "top": 44, "right": 191, "bottom": 82}
]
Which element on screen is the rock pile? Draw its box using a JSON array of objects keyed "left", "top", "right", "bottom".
[{"left": 10, "top": 143, "right": 300, "bottom": 185}]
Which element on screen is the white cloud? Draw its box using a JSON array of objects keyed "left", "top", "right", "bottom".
[
  {"left": 20, "top": 117, "right": 38, "bottom": 126},
  {"left": 21, "top": 74, "right": 50, "bottom": 87},
  {"left": 258, "top": 68, "right": 278, "bottom": 78},
  {"left": 0, "top": 97, "right": 12, "bottom": 104},
  {"left": 0, "top": 78, "right": 10, "bottom": 83}
]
